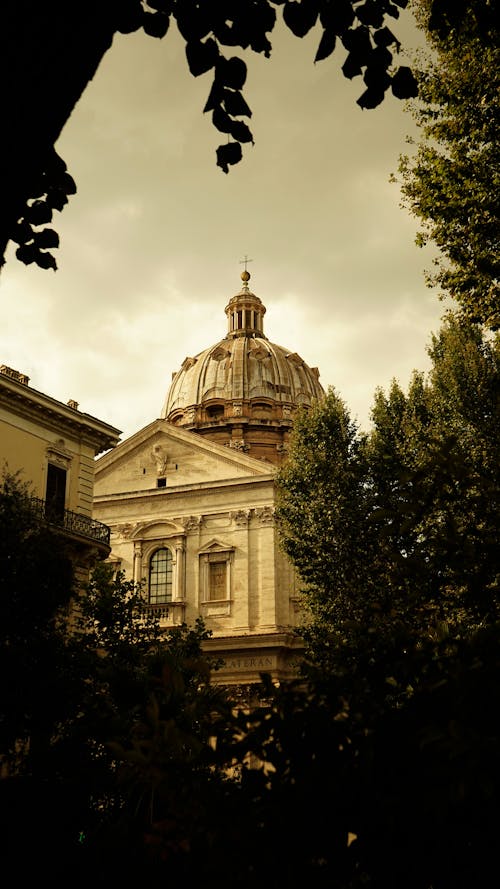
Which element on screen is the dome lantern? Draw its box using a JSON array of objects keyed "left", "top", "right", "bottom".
[{"left": 225, "top": 270, "right": 267, "bottom": 339}]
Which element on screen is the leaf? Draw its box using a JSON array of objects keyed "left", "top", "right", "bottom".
[
  {"left": 357, "top": 86, "right": 385, "bottom": 109},
  {"left": 35, "top": 251, "right": 57, "bottom": 271},
  {"left": 320, "top": 0, "right": 355, "bottom": 35},
  {"left": 33, "top": 228, "right": 59, "bottom": 249},
  {"left": 283, "top": 0, "right": 319, "bottom": 38},
  {"left": 176, "top": 3, "right": 211, "bottom": 41},
  {"left": 373, "top": 26, "right": 399, "bottom": 48},
  {"left": 185, "top": 38, "right": 219, "bottom": 77},
  {"left": 15, "top": 243, "right": 37, "bottom": 265},
  {"left": 342, "top": 52, "right": 362, "bottom": 80},
  {"left": 315, "top": 30, "right": 336, "bottom": 63},
  {"left": 212, "top": 106, "right": 233, "bottom": 135},
  {"left": 60, "top": 171, "right": 77, "bottom": 196},
  {"left": 228, "top": 119, "right": 254, "bottom": 144},
  {"left": 117, "top": 0, "right": 144, "bottom": 34},
  {"left": 216, "top": 141, "right": 243, "bottom": 174},
  {"left": 46, "top": 189, "right": 68, "bottom": 212},
  {"left": 356, "top": 1, "right": 384, "bottom": 28},
  {"left": 342, "top": 24, "right": 372, "bottom": 58},
  {"left": 363, "top": 65, "right": 391, "bottom": 92},
  {"left": 26, "top": 200, "right": 52, "bottom": 226},
  {"left": 391, "top": 66, "right": 419, "bottom": 99},
  {"left": 215, "top": 56, "right": 247, "bottom": 90},
  {"left": 143, "top": 11, "right": 170, "bottom": 38},
  {"left": 10, "top": 220, "right": 34, "bottom": 245},
  {"left": 222, "top": 88, "right": 252, "bottom": 118},
  {"left": 371, "top": 45, "right": 393, "bottom": 71},
  {"left": 203, "top": 81, "right": 224, "bottom": 113}
]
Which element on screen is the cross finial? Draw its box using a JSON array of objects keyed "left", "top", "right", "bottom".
[{"left": 239, "top": 254, "right": 253, "bottom": 272}]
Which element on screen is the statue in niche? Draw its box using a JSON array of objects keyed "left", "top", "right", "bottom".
[{"left": 151, "top": 443, "right": 168, "bottom": 476}]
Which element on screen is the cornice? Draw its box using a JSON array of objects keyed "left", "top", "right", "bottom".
[
  {"left": 0, "top": 375, "right": 121, "bottom": 454},
  {"left": 94, "top": 473, "right": 276, "bottom": 508}
]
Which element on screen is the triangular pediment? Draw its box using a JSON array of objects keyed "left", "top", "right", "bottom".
[
  {"left": 94, "top": 418, "right": 274, "bottom": 499},
  {"left": 198, "top": 537, "right": 234, "bottom": 555}
]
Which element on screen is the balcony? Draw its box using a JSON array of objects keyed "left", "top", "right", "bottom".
[
  {"left": 139, "top": 601, "right": 186, "bottom": 627},
  {"left": 30, "top": 496, "right": 111, "bottom": 546}
]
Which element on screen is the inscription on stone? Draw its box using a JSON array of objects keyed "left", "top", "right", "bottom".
[{"left": 225, "top": 656, "right": 275, "bottom": 670}]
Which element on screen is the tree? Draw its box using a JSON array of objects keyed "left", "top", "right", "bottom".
[
  {"left": 1, "top": 0, "right": 424, "bottom": 272},
  {"left": 0, "top": 470, "right": 76, "bottom": 771},
  {"left": 275, "top": 388, "right": 387, "bottom": 655},
  {"left": 276, "top": 313, "right": 500, "bottom": 671},
  {"left": 0, "top": 477, "right": 232, "bottom": 881},
  {"left": 393, "top": 0, "right": 500, "bottom": 328},
  {"left": 369, "top": 313, "right": 499, "bottom": 623},
  {"left": 0, "top": 471, "right": 93, "bottom": 877},
  {"left": 273, "top": 312, "right": 500, "bottom": 888}
]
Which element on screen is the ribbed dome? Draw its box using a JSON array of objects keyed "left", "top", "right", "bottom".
[{"left": 161, "top": 271, "right": 325, "bottom": 465}]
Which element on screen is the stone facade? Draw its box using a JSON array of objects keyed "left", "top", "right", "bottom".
[
  {"left": 0, "top": 364, "right": 121, "bottom": 582},
  {"left": 93, "top": 420, "right": 304, "bottom": 684},
  {"left": 94, "top": 273, "right": 324, "bottom": 685}
]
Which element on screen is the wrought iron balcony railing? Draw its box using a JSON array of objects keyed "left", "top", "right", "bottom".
[{"left": 30, "top": 496, "right": 111, "bottom": 546}]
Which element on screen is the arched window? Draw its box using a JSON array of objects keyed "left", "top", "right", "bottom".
[{"left": 148, "top": 547, "right": 172, "bottom": 605}]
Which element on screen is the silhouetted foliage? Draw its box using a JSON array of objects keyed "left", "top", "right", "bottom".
[
  {"left": 0, "top": 477, "right": 232, "bottom": 882},
  {"left": 1, "top": 0, "right": 428, "bottom": 271}
]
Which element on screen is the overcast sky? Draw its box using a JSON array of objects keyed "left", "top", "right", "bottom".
[{"left": 0, "top": 8, "right": 450, "bottom": 442}]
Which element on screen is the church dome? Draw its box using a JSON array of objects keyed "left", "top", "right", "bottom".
[{"left": 161, "top": 271, "right": 325, "bottom": 465}]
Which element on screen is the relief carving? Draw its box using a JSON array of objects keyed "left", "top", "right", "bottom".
[
  {"left": 231, "top": 509, "right": 251, "bottom": 526},
  {"left": 255, "top": 506, "right": 275, "bottom": 525},
  {"left": 181, "top": 515, "right": 203, "bottom": 532},
  {"left": 112, "top": 522, "right": 134, "bottom": 538}
]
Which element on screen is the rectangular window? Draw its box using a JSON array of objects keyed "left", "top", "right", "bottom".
[
  {"left": 45, "top": 463, "right": 66, "bottom": 521},
  {"left": 209, "top": 561, "right": 227, "bottom": 600},
  {"left": 157, "top": 477, "right": 167, "bottom": 488}
]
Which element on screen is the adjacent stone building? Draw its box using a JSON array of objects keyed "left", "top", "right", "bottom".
[
  {"left": 0, "top": 363, "right": 121, "bottom": 582},
  {"left": 93, "top": 272, "right": 325, "bottom": 684}
]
